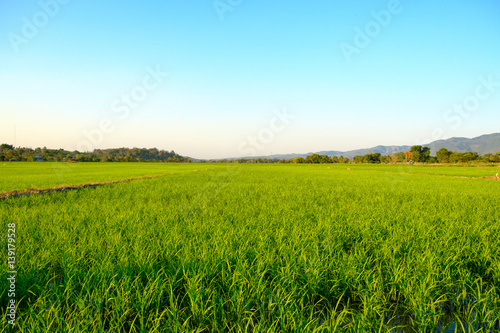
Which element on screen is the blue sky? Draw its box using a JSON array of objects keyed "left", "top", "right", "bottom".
[{"left": 1, "top": 0, "right": 499, "bottom": 159}]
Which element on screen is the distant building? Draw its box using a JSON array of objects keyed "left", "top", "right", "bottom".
[{"left": 34, "top": 156, "right": 44, "bottom": 161}]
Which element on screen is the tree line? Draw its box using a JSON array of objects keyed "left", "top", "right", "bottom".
[
  {"left": 0, "top": 144, "right": 189, "bottom": 162},
  {"left": 351, "top": 146, "right": 500, "bottom": 164},
  {"left": 2, "top": 143, "right": 499, "bottom": 164},
  {"left": 213, "top": 146, "right": 499, "bottom": 164}
]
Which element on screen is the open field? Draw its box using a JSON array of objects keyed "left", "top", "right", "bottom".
[
  {"left": 343, "top": 164, "right": 500, "bottom": 178},
  {"left": 1, "top": 162, "right": 499, "bottom": 194},
  {"left": 1, "top": 164, "right": 499, "bottom": 332},
  {"left": 0, "top": 163, "right": 226, "bottom": 193}
]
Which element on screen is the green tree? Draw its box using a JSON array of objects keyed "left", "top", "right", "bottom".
[
  {"left": 391, "top": 152, "right": 405, "bottom": 163},
  {"left": 363, "top": 153, "right": 381, "bottom": 164},
  {"left": 380, "top": 155, "right": 391, "bottom": 163},
  {"left": 0, "top": 144, "right": 14, "bottom": 151},
  {"left": 305, "top": 154, "right": 321, "bottom": 163},
  {"left": 353, "top": 155, "right": 364, "bottom": 164},
  {"left": 449, "top": 152, "right": 479, "bottom": 163},
  {"left": 4, "top": 149, "right": 15, "bottom": 160},
  {"left": 319, "top": 155, "right": 330, "bottom": 163},
  {"left": 410, "top": 146, "right": 430, "bottom": 162},
  {"left": 421, "top": 147, "right": 431, "bottom": 162},
  {"left": 436, "top": 148, "right": 451, "bottom": 163}
]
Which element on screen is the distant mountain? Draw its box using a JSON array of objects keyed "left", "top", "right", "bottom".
[
  {"left": 240, "top": 145, "right": 412, "bottom": 160},
  {"left": 316, "top": 145, "right": 412, "bottom": 159},
  {"left": 231, "top": 133, "right": 500, "bottom": 160},
  {"left": 424, "top": 133, "right": 500, "bottom": 155}
]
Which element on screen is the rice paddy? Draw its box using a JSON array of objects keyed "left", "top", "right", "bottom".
[
  {"left": 1, "top": 163, "right": 499, "bottom": 332},
  {"left": 0, "top": 162, "right": 223, "bottom": 193}
]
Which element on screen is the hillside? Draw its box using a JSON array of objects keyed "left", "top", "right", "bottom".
[
  {"left": 424, "top": 133, "right": 500, "bottom": 155},
  {"left": 237, "top": 133, "right": 500, "bottom": 160}
]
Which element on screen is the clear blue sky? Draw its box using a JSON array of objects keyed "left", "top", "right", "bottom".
[{"left": 1, "top": 0, "right": 499, "bottom": 159}]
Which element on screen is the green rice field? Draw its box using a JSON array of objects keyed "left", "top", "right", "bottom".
[
  {"left": 0, "top": 162, "right": 226, "bottom": 193},
  {"left": 1, "top": 163, "right": 499, "bottom": 332}
]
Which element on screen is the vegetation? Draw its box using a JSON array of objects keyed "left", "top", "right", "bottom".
[
  {"left": 0, "top": 163, "right": 223, "bottom": 193},
  {"left": 353, "top": 153, "right": 382, "bottom": 164},
  {"left": 0, "top": 144, "right": 188, "bottom": 162},
  {"left": 1, "top": 164, "right": 499, "bottom": 332},
  {"left": 218, "top": 146, "right": 499, "bottom": 165},
  {"left": 350, "top": 146, "right": 499, "bottom": 165},
  {"left": 3, "top": 142, "right": 499, "bottom": 165}
]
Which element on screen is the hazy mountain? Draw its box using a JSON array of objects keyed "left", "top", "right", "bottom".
[
  {"left": 316, "top": 145, "right": 412, "bottom": 159},
  {"left": 233, "top": 133, "right": 500, "bottom": 160},
  {"left": 425, "top": 133, "right": 500, "bottom": 155}
]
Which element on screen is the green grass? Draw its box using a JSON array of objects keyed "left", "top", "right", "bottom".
[
  {"left": 0, "top": 162, "right": 223, "bottom": 193},
  {"left": 1, "top": 164, "right": 499, "bottom": 332},
  {"left": 311, "top": 163, "right": 500, "bottom": 178}
]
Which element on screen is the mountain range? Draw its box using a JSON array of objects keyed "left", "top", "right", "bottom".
[{"left": 236, "top": 133, "right": 500, "bottom": 160}]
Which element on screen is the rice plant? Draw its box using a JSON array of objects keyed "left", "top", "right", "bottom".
[{"left": 1, "top": 164, "right": 499, "bottom": 332}]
